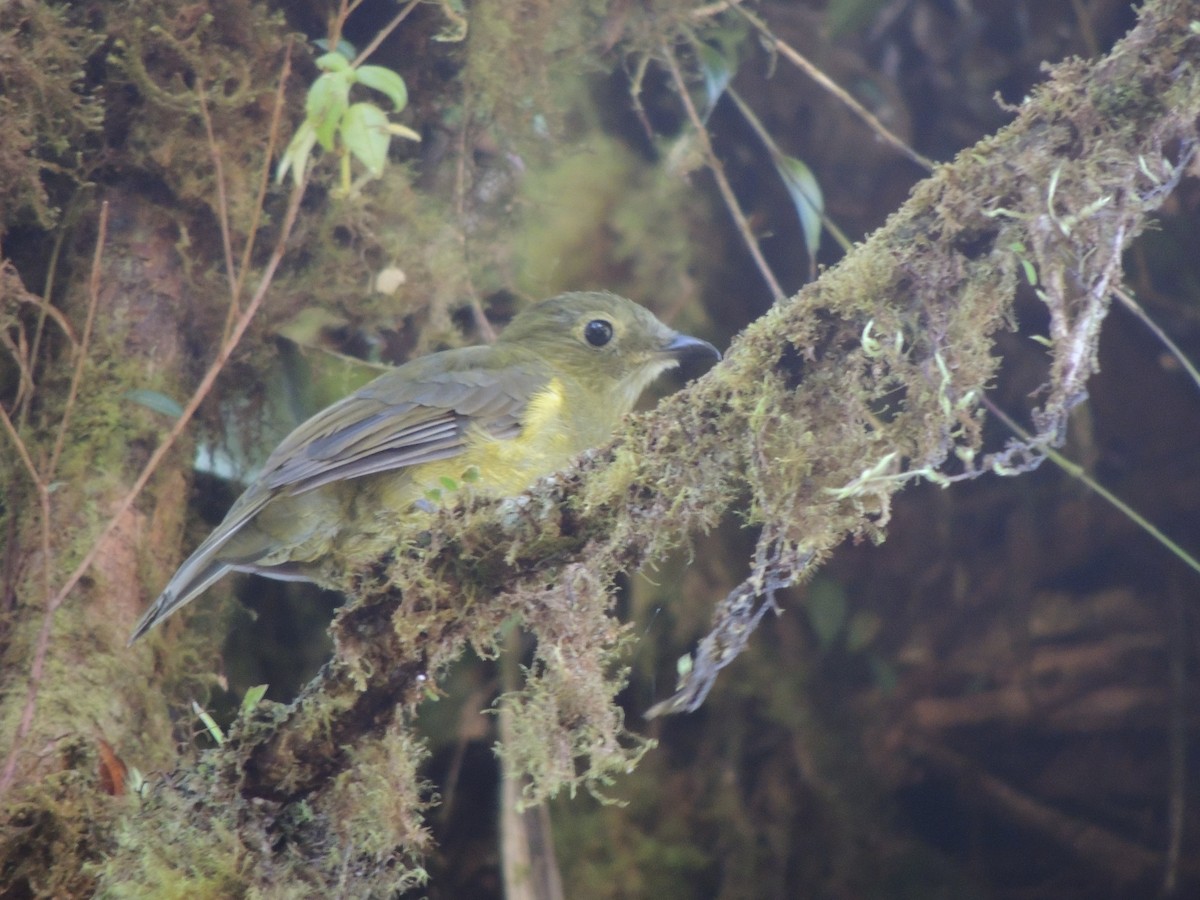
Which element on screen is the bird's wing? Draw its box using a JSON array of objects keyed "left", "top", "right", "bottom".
[
  {"left": 258, "top": 363, "right": 540, "bottom": 495},
  {"left": 211, "top": 350, "right": 549, "bottom": 538}
]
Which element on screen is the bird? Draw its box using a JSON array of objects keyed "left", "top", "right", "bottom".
[{"left": 130, "top": 291, "right": 719, "bottom": 642}]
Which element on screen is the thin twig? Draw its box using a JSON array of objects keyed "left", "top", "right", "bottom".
[
  {"left": 236, "top": 38, "right": 294, "bottom": 304},
  {"left": 984, "top": 397, "right": 1200, "bottom": 576},
  {"left": 328, "top": 0, "right": 350, "bottom": 55},
  {"left": 0, "top": 404, "right": 43, "bottom": 496},
  {"left": 0, "top": 401, "right": 51, "bottom": 625},
  {"left": 0, "top": 175, "right": 309, "bottom": 799},
  {"left": 22, "top": 210, "right": 76, "bottom": 426},
  {"left": 462, "top": 271, "right": 497, "bottom": 345},
  {"left": 0, "top": 206, "right": 110, "bottom": 798},
  {"left": 198, "top": 83, "right": 241, "bottom": 340},
  {"left": 1162, "top": 575, "right": 1186, "bottom": 896},
  {"left": 58, "top": 178, "right": 308, "bottom": 619},
  {"left": 725, "top": 85, "right": 854, "bottom": 253},
  {"left": 352, "top": 0, "right": 420, "bottom": 68},
  {"left": 1112, "top": 284, "right": 1200, "bottom": 393},
  {"left": 688, "top": 0, "right": 749, "bottom": 20},
  {"left": 451, "top": 100, "right": 497, "bottom": 343},
  {"left": 624, "top": 54, "right": 657, "bottom": 145},
  {"left": 2, "top": 279, "right": 77, "bottom": 415},
  {"left": 660, "top": 41, "right": 786, "bottom": 302},
  {"left": 733, "top": 4, "right": 934, "bottom": 172}
]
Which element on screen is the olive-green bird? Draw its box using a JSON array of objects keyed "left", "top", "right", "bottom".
[{"left": 130, "top": 291, "right": 718, "bottom": 643}]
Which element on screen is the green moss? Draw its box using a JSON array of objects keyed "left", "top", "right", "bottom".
[
  {"left": 319, "top": 728, "right": 431, "bottom": 892},
  {"left": 0, "top": 766, "right": 118, "bottom": 899},
  {"left": 0, "top": 3, "right": 104, "bottom": 229},
  {"left": 493, "top": 591, "right": 653, "bottom": 806},
  {"left": 5, "top": 0, "right": 1197, "bottom": 895},
  {"left": 462, "top": 1, "right": 600, "bottom": 149}
]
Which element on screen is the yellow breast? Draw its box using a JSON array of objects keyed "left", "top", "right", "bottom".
[{"left": 381, "top": 378, "right": 579, "bottom": 508}]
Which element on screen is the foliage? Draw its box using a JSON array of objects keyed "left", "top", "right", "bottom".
[{"left": 277, "top": 48, "right": 420, "bottom": 193}]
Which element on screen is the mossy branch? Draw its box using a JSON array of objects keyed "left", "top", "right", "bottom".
[{"left": 235, "top": 0, "right": 1200, "bottom": 797}]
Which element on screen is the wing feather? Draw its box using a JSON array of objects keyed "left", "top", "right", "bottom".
[{"left": 249, "top": 347, "right": 546, "bottom": 501}]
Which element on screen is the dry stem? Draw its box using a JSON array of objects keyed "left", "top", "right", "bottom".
[{"left": 660, "top": 40, "right": 785, "bottom": 301}]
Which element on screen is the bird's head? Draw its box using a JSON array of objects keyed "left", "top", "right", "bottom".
[{"left": 499, "top": 291, "right": 720, "bottom": 412}]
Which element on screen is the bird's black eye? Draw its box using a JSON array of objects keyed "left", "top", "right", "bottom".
[{"left": 584, "top": 318, "right": 614, "bottom": 347}]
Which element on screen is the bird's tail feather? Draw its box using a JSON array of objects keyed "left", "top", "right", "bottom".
[{"left": 128, "top": 554, "right": 233, "bottom": 645}]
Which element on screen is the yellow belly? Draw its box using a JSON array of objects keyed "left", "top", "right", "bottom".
[
  {"left": 229, "top": 378, "right": 613, "bottom": 577},
  {"left": 414, "top": 377, "right": 575, "bottom": 496},
  {"left": 335, "top": 378, "right": 581, "bottom": 562}
]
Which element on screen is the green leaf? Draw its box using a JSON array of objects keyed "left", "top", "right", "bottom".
[
  {"left": 314, "top": 51, "right": 351, "bottom": 73},
  {"left": 124, "top": 389, "right": 183, "bottom": 420},
  {"left": 340, "top": 102, "right": 390, "bottom": 177},
  {"left": 774, "top": 153, "right": 824, "bottom": 261},
  {"left": 386, "top": 122, "right": 421, "bottom": 142},
  {"left": 1020, "top": 257, "right": 1038, "bottom": 285},
  {"left": 460, "top": 465, "right": 481, "bottom": 483},
  {"left": 307, "top": 71, "right": 351, "bottom": 151},
  {"left": 274, "top": 306, "right": 348, "bottom": 348},
  {"left": 314, "top": 39, "right": 356, "bottom": 62},
  {"left": 805, "top": 578, "right": 847, "bottom": 650},
  {"left": 277, "top": 119, "right": 318, "bottom": 185},
  {"left": 356, "top": 65, "right": 408, "bottom": 111},
  {"left": 438, "top": 475, "right": 458, "bottom": 491},
  {"left": 192, "top": 701, "right": 225, "bottom": 745},
  {"left": 241, "top": 684, "right": 269, "bottom": 714}
]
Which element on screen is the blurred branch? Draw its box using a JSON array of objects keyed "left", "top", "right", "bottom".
[
  {"left": 660, "top": 40, "right": 786, "bottom": 301},
  {"left": 733, "top": 3, "right": 934, "bottom": 171}
]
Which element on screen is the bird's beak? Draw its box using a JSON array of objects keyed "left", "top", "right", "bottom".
[{"left": 661, "top": 332, "right": 721, "bottom": 367}]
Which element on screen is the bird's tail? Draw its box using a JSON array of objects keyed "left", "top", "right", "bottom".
[
  {"left": 128, "top": 554, "right": 233, "bottom": 645},
  {"left": 128, "top": 488, "right": 276, "bottom": 643}
]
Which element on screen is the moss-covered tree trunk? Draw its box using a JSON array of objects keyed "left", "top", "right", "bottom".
[
  {"left": 0, "top": 190, "right": 197, "bottom": 892},
  {"left": 1, "top": 2, "right": 299, "bottom": 893}
]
